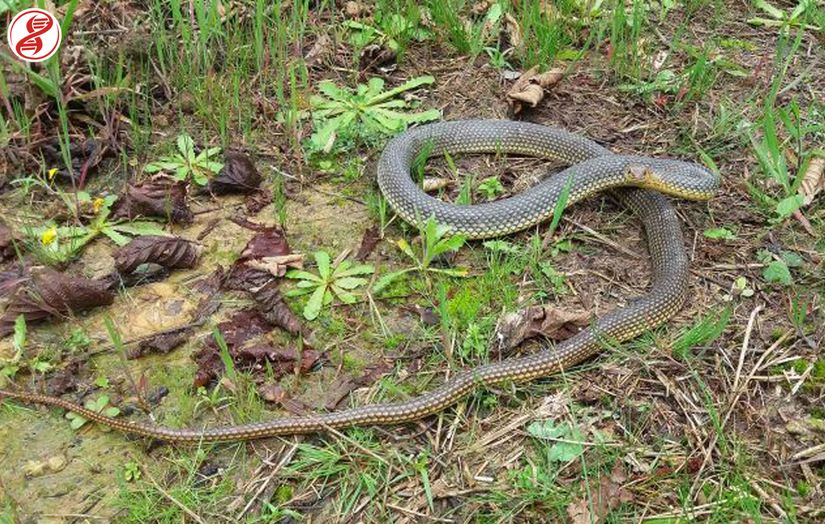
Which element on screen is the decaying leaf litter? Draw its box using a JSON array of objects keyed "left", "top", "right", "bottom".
[{"left": 1, "top": 0, "right": 824, "bottom": 522}]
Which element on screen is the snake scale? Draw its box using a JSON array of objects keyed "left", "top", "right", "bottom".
[{"left": 0, "top": 120, "right": 718, "bottom": 442}]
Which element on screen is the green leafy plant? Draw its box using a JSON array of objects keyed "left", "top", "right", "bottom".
[
  {"left": 758, "top": 249, "right": 803, "bottom": 286},
  {"left": 748, "top": 0, "right": 822, "bottom": 31},
  {"left": 304, "top": 76, "right": 440, "bottom": 153},
  {"left": 123, "top": 461, "right": 141, "bottom": 482},
  {"left": 373, "top": 216, "right": 468, "bottom": 293},
  {"left": 26, "top": 193, "right": 166, "bottom": 265},
  {"left": 286, "top": 251, "right": 375, "bottom": 320},
  {"left": 477, "top": 177, "right": 505, "bottom": 200},
  {"left": 66, "top": 395, "right": 121, "bottom": 430},
  {"left": 344, "top": 11, "right": 431, "bottom": 53},
  {"left": 526, "top": 420, "right": 586, "bottom": 463},
  {"left": 703, "top": 227, "right": 737, "bottom": 240},
  {"left": 144, "top": 134, "right": 223, "bottom": 186}
]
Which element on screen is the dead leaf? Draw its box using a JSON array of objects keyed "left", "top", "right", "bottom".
[
  {"left": 567, "top": 463, "right": 633, "bottom": 524},
  {"left": 422, "top": 177, "right": 453, "bottom": 192},
  {"left": 246, "top": 254, "right": 304, "bottom": 277},
  {"left": 208, "top": 151, "right": 262, "bottom": 195},
  {"left": 503, "top": 13, "right": 522, "bottom": 48},
  {"left": 494, "top": 304, "right": 590, "bottom": 351},
  {"left": 238, "top": 226, "right": 290, "bottom": 261},
  {"left": 0, "top": 267, "right": 114, "bottom": 337},
  {"left": 258, "top": 383, "right": 312, "bottom": 415},
  {"left": 112, "top": 176, "right": 193, "bottom": 224},
  {"left": 355, "top": 225, "right": 381, "bottom": 262},
  {"left": 799, "top": 156, "right": 825, "bottom": 206},
  {"left": 129, "top": 326, "right": 193, "bottom": 359},
  {"left": 305, "top": 33, "right": 333, "bottom": 68},
  {"left": 244, "top": 189, "right": 273, "bottom": 214},
  {"left": 323, "top": 362, "right": 391, "bottom": 410},
  {"left": 505, "top": 66, "right": 564, "bottom": 114},
  {"left": 360, "top": 44, "right": 397, "bottom": 72},
  {"left": 0, "top": 222, "right": 15, "bottom": 260},
  {"left": 344, "top": 1, "right": 368, "bottom": 17},
  {"left": 114, "top": 235, "right": 202, "bottom": 274},
  {"left": 251, "top": 281, "right": 305, "bottom": 336},
  {"left": 191, "top": 310, "right": 273, "bottom": 388}
]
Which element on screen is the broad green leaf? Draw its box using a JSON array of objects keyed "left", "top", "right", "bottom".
[
  {"left": 315, "top": 251, "right": 332, "bottom": 279},
  {"left": 334, "top": 263, "right": 375, "bottom": 278},
  {"left": 430, "top": 235, "right": 466, "bottom": 259},
  {"left": 703, "top": 227, "right": 736, "bottom": 240},
  {"left": 112, "top": 221, "right": 167, "bottom": 237},
  {"left": 67, "top": 412, "right": 88, "bottom": 430},
  {"left": 285, "top": 286, "right": 314, "bottom": 297},
  {"left": 286, "top": 270, "right": 323, "bottom": 283},
  {"left": 303, "top": 284, "right": 327, "bottom": 320},
  {"left": 317, "top": 80, "right": 353, "bottom": 103},
  {"left": 144, "top": 161, "right": 182, "bottom": 173},
  {"left": 175, "top": 166, "right": 190, "bottom": 181},
  {"left": 430, "top": 267, "right": 470, "bottom": 278},
  {"left": 12, "top": 315, "right": 26, "bottom": 353},
  {"left": 334, "top": 277, "right": 368, "bottom": 290},
  {"left": 366, "top": 75, "right": 435, "bottom": 106},
  {"left": 762, "top": 260, "right": 791, "bottom": 286},
  {"left": 177, "top": 134, "right": 195, "bottom": 158},
  {"left": 372, "top": 268, "right": 414, "bottom": 293},
  {"left": 100, "top": 227, "right": 131, "bottom": 247},
  {"left": 331, "top": 286, "right": 358, "bottom": 304},
  {"left": 775, "top": 194, "right": 803, "bottom": 219}
]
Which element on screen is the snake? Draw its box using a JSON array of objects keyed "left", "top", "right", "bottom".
[{"left": 0, "top": 120, "right": 718, "bottom": 442}]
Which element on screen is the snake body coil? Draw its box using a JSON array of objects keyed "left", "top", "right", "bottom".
[{"left": 0, "top": 120, "right": 718, "bottom": 442}]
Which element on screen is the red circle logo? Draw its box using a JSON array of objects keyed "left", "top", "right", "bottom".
[{"left": 7, "top": 8, "right": 62, "bottom": 63}]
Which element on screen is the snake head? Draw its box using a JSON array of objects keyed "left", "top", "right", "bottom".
[{"left": 626, "top": 164, "right": 652, "bottom": 183}]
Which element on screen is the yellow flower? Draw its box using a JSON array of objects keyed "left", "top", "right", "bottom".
[
  {"left": 93, "top": 197, "right": 105, "bottom": 214},
  {"left": 47, "top": 168, "right": 58, "bottom": 181},
  {"left": 41, "top": 227, "right": 57, "bottom": 246}
]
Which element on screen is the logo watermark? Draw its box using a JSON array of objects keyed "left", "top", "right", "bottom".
[{"left": 7, "top": 8, "right": 62, "bottom": 63}]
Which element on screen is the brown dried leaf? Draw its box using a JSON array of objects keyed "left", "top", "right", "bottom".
[
  {"left": 0, "top": 267, "right": 114, "bottom": 337},
  {"left": 422, "top": 177, "right": 453, "bottom": 192},
  {"left": 506, "top": 66, "right": 564, "bottom": 114},
  {"left": 567, "top": 463, "right": 633, "bottom": 524},
  {"left": 191, "top": 310, "right": 273, "bottom": 387},
  {"left": 503, "top": 13, "right": 522, "bottom": 48},
  {"left": 799, "top": 156, "right": 825, "bottom": 207},
  {"left": 495, "top": 304, "right": 590, "bottom": 350},
  {"left": 246, "top": 254, "right": 304, "bottom": 278},
  {"left": 112, "top": 176, "right": 193, "bottom": 224},
  {"left": 324, "top": 362, "right": 391, "bottom": 410},
  {"left": 355, "top": 225, "right": 381, "bottom": 262},
  {"left": 305, "top": 33, "right": 333, "bottom": 68},
  {"left": 244, "top": 189, "right": 273, "bottom": 214},
  {"left": 208, "top": 152, "right": 262, "bottom": 195},
  {"left": 258, "top": 383, "right": 312, "bottom": 415},
  {"left": 129, "top": 326, "right": 193, "bottom": 359},
  {"left": 239, "top": 227, "right": 291, "bottom": 261},
  {"left": 114, "top": 235, "right": 202, "bottom": 274},
  {"left": 252, "top": 281, "right": 305, "bottom": 336},
  {"left": 225, "top": 226, "right": 292, "bottom": 291},
  {"left": 0, "top": 222, "right": 15, "bottom": 260}
]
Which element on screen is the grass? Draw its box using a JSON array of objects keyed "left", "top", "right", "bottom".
[{"left": 0, "top": 0, "right": 823, "bottom": 521}]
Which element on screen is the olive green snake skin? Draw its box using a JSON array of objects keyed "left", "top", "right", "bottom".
[{"left": 0, "top": 120, "right": 718, "bottom": 442}]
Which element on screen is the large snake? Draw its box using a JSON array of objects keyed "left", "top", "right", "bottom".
[{"left": 0, "top": 120, "right": 718, "bottom": 442}]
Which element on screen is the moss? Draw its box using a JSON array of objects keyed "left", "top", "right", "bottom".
[{"left": 811, "top": 358, "right": 825, "bottom": 382}]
